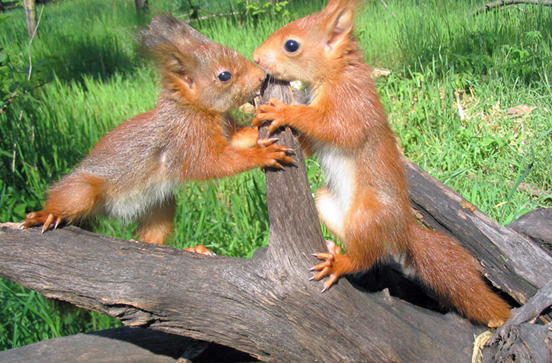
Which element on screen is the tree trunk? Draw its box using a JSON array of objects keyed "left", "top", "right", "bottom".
[
  {"left": 23, "top": 0, "right": 37, "bottom": 39},
  {"left": 135, "top": 0, "right": 149, "bottom": 14}
]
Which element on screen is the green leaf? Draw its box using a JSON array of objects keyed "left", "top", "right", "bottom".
[{"left": 13, "top": 203, "right": 28, "bottom": 219}]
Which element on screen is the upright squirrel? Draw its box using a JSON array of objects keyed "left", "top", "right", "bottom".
[
  {"left": 253, "top": 0, "right": 511, "bottom": 326},
  {"left": 20, "top": 14, "right": 292, "bottom": 246}
]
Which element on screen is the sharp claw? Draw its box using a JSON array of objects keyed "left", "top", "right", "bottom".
[
  {"left": 41, "top": 214, "right": 55, "bottom": 233},
  {"left": 18, "top": 222, "right": 26, "bottom": 230},
  {"left": 258, "top": 138, "right": 279, "bottom": 148},
  {"left": 269, "top": 162, "right": 283, "bottom": 170},
  {"left": 326, "top": 275, "right": 339, "bottom": 290}
]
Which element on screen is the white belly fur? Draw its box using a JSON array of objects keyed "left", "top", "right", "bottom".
[
  {"left": 315, "top": 146, "right": 356, "bottom": 238},
  {"left": 106, "top": 177, "right": 179, "bottom": 223}
]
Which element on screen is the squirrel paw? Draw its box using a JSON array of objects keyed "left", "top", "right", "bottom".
[
  {"left": 184, "top": 244, "right": 216, "bottom": 256},
  {"left": 310, "top": 240, "right": 353, "bottom": 292},
  {"left": 253, "top": 98, "right": 289, "bottom": 134},
  {"left": 19, "top": 211, "right": 63, "bottom": 233},
  {"left": 257, "top": 137, "right": 294, "bottom": 169}
]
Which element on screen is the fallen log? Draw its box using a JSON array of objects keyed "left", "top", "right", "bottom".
[
  {"left": 1, "top": 80, "right": 551, "bottom": 362},
  {"left": 0, "top": 326, "right": 254, "bottom": 363}
]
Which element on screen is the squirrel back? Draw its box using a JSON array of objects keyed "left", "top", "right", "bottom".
[{"left": 253, "top": 0, "right": 511, "bottom": 326}]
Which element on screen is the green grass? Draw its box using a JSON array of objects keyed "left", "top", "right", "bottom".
[{"left": 1, "top": 0, "right": 551, "bottom": 352}]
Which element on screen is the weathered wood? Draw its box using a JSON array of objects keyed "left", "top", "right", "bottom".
[
  {"left": 1, "top": 80, "right": 551, "bottom": 362},
  {"left": 256, "top": 78, "right": 328, "bottom": 262},
  {"left": 0, "top": 327, "right": 255, "bottom": 363},
  {"left": 405, "top": 161, "right": 551, "bottom": 304},
  {"left": 483, "top": 323, "right": 552, "bottom": 363},
  {"left": 0, "top": 222, "right": 480, "bottom": 362},
  {"left": 510, "top": 280, "right": 552, "bottom": 325},
  {"left": 508, "top": 208, "right": 552, "bottom": 248},
  {"left": 482, "top": 281, "right": 552, "bottom": 363}
]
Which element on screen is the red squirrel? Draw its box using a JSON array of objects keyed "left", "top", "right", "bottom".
[
  {"left": 19, "top": 14, "right": 292, "bottom": 246},
  {"left": 253, "top": 0, "right": 511, "bottom": 326}
]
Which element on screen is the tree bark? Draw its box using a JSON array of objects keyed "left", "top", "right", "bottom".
[
  {"left": 23, "top": 0, "right": 37, "bottom": 39},
  {"left": 1, "top": 81, "right": 551, "bottom": 362},
  {"left": 0, "top": 207, "right": 478, "bottom": 362},
  {"left": 0, "top": 327, "right": 255, "bottom": 363},
  {"left": 405, "top": 160, "right": 552, "bottom": 303},
  {"left": 135, "top": 0, "right": 149, "bottom": 14}
]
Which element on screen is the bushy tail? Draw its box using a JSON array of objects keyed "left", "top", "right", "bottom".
[{"left": 408, "top": 223, "right": 511, "bottom": 326}]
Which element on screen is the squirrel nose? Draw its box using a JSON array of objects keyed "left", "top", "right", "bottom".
[{"left": 253, "top": 50, "right": 263, "bottom": 65}]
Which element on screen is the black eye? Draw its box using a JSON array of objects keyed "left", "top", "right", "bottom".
[
  {"left": 218, "top": 71, "right": 233, "bottom": 82},
  {"left": 284, "top": 39, "right": 300, "bottom": 53}
]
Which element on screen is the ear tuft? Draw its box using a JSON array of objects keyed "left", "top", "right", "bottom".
[
  {"left": 323, "top": 0, "right": 357, "bottom": 51},
  {"left": 142, "top": 14, "right": 213, "bottom": 54},
  {"left": 142, "top": 15, "right": 209, "bottom": 94}
]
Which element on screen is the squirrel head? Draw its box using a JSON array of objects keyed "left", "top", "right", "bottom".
[
  {"left": 144, "top": 15, "right": 265, "bottom": 113},
  {"left": 253, "top": 0, "right": 360, "bottom": 87}
]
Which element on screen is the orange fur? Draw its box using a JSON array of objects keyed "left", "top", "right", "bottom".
[
  {"left": 253, "top": 0, "right": 510, "bottom": 326},
  {"left": 21, "top": 14, "right": 292, "bottom": 246}
]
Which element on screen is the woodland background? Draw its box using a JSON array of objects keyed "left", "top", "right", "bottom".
[{"left": 0, "top": 0, "right": 551, "bottom": 353}]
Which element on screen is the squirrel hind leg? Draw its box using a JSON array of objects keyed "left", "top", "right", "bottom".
[
  {"left": 311, "top": 240, "right": 356, "bottom": 292},
  {"left": 184, "top": 244, "right": 216, "bottom": 256},
  {"left": 21, "top": 172, "right": 105, "bottom": 232},
  {"left": 20, "top": 211, "right": 63, "bottom": 232},
  {"left": 136, "top": 196, "right": 177, "bottom": 245}
]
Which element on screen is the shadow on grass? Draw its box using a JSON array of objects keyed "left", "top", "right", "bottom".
[{"left": 37, "top": 35, "right": 146, "bottom": 88}]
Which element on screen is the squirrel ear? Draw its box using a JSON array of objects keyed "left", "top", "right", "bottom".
[
  {"left": 144, "top": 14, "right": 211, "bottom": 93},
  {"left": 167, "top": 53, "right": 195, "bottom": 90},
  {"left": 160, "top": 49, "right": 200, "bottom": 94},
  {"left": 322, "top": 1, "right": 355, "bottom": 52}
]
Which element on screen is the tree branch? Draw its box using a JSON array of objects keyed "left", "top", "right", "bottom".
[
  {"left": 469, "top": 0, "right": 552, "bottom": 16},
  {"left": 405, "top": 160, "right": 551, "bottom": 304}
]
